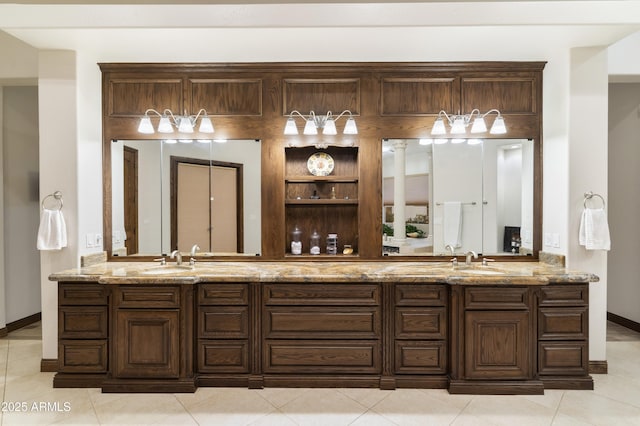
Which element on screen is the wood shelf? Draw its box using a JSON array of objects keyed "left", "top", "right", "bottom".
[{"left": 286, "top": 199, "right": 358, "bottom": 205}]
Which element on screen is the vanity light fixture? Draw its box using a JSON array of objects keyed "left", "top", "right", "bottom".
[
  {"left": 137, "top": 108, "right": 214, "bottom": 135},
  {"left": 284, "top": 110, "right": 358, "bottom": 136},
  {"left": 430, "top": 109, "right": 506, "bottom": 136}
]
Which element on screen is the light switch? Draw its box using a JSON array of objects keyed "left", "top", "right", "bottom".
[{"left": 86, "top": 234, "right": 94, "bottom": 248}]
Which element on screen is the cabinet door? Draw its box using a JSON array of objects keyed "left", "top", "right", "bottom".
[
  {"left": 114, "top": 310, "right": 180, "bottom": 379},
  {"left": 464, "top": 311, "right": 530, "bottom": 380}
]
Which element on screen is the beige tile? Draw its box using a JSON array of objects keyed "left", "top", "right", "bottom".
[
  {"left": 279, "top": 388, "right": 368, "bottom": 426},
  {"left": 180, "top": 387, "right": 277, "bottom": 425},
  {"left": 349, "top": 410, "right": 399, "bottom": 426},
  {"left": 3, "top": 372, "right": 57, "bottom": 402},
  {"left": 337, "top": 387, "right": 393, "bottom": 409},
  {"left": 0, "top": 388, "right": 98, "bottom": 425},
  {"left": 256, "top": 387, "right": 311, "bottom": 408},
  {"left": 371, "top": 388, "right": 465, "bottom": 426},
  {"left": 552, "top": 413, "right": 596, "bottom": 426},
  {"left": 558, "top": 390, "right": 640, "bottom": 426},
  {"left": 248, "top": 410, "right": 299, "bottom": 426},
  {"left": 92, "top": 393, "right": 195, "bottom": 425},
  {"left": 453, "top": 395, "right": 557, "bottom": 426}
]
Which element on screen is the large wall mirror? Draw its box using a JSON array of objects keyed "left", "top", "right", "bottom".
[
  {"left": 111, "top": 139, "right": 261, "bottom": 257},
  {"left": 382, "top": 138, "right": 534, "bottom": 257}
]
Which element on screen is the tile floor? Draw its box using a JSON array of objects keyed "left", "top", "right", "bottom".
[{"left": 0, "top": 321, "right": 639, "bottom": 425}]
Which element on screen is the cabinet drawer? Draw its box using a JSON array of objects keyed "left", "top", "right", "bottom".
[
  {"left": 395, "top": 307, "right": 446, "bottom": 339},
  {"left": 264, "top": 340, "right": 380, "bottom": 374},
  {"left": 59, "top": 339, "right": 108, "bottom": 373},
  {"left": 465, "top": 287, "right": 529, "bottom": 309},
  {"left": 199, "top": 283, "right": 248, "bottom": 305},
  {"left": 199, "top": 306, "right": 249, "bottom": 339},
  {"left": 265, "top": 307, "right": 380, "bottom": 339},
  {"left": 539, "top": 285, "right": 588, "bottom": 307},
  {"left": 116, "top": 286, "right": 180, "bottom": 308},
  {"left": 394, "top": 341, "right": 447, "bottom": 374},
  {"left": 538, "top": 308, "right": 587, "bottom": 340},
  {"left": 198, "top": 340, "right": 249, "bottom": 373},
  {"left": 264, "top": 284, "right": 379, "bottom": 306},
  {"left": 59, "top": 283, "right": 108, "bottom": 305},
  {"left": 395, "top": 285, "right": 447, "bottom": 306},
  {"left": 59, "top": 306, "right": 108, "bottom": 339},
  {"left": 538, "top": 342, "right": 588, "bottom": 375}
]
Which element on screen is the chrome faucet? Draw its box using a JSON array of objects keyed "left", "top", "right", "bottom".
[
  {"left": 445, "top": 244, "right": 458, "bottom": 266},
  {"left": 170, "top": 250, "right": 182, "bottom": 266},
  {"left": 465, "top": 250, "right": 478, "bottom": 265},
  {"left": 190, "top": 244, "right": 200, "bottom": 266}
]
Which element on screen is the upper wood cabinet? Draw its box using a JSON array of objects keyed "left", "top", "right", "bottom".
[{"left": 100, "top": 62, "right": 545, "bottom": 260}]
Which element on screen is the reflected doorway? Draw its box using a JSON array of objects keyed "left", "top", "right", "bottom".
[{"left": 123, "top": 146, "right": 138, "bottom": 255}]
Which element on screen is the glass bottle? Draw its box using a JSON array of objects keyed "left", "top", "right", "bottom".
[
  {"left": 326, "top": 233, "right": 338, "bottom": 255},
  {"left": 310, "top": 230, "right": 321, "bottom": 255},
  {"left": 291, "top": 226, "right": 302, "bottom": 255}
]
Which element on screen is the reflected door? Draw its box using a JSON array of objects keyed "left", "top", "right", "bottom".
[
  {"left": 123, "top": 146, "right": 138, "bottom": 255},
  {"left": 176, "top": 163, "right": 211, "bottom": 252}
]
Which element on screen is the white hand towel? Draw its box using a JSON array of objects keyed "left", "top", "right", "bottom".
[
  {"left": 579, "top": 208, "right": 610, "bottom": 251},
  {"left": 37, "top": 209, "right": 68, "bottom": 250},
  {"left": 443, "top": 201, "right": 463, "bottom": 249}
]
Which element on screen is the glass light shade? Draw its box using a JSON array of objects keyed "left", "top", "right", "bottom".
[
  {"left": 470, "top": 117, "right": 488, "bottom": 133},
  {"left": 163, "top": 139, "right": 177, "bottom": 144},
  {"left": 198, "top": 116, "right": 214, "bottom": 133},
  {"left": 157, "top": 116, "right": 174, "bottom": 133},
  {"left": 431, "top": 118, "right": 447, "bottom": 135},
  {"left": 178, "top": 116, "right": 194, "bottom": 133},
  {"left": 451, "top": 138, "right": 466, "bottom": 144},
  {"left": 137, "top": 116, "right": 155, "bottom": 134},
  {"left": 303, "top": 119, "right": 318, "bottom": 135},
  {"left": 450, "top": 116, "right": 467, "bottom": 134},
  {"left": 489, "top": 116, "right": 507, "bottom": 134},
  {"left": 343, "top": 117, "right": 358, "bottom": 135},
  {"left": 283, "top": 117, "right": 299, "bottom": 135},
  {"left": 322, "top": 119, "right": 338, "bottom": 135},
  {"left": 419, "top": 138, "right": 433, "bottom": 145}
]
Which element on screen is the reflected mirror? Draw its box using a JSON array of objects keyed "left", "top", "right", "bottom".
[
  {"left": 111, "top": 139, "right": 261, "bottom": 257},
  {"left": 382, "top": 138, "right": 534, "bottom": 256}
]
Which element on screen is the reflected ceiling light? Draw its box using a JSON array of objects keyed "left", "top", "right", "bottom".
[
  {"left": 197, "top": 139, "right": 212, "bottom": 144},
  {"left": 451, "top": 138, "right": 466, "bottom": 144},
  {"left": 137, "top": 108, "right": 214, "bottom": 135},
  {"left": 213, "top": 139, "right": 228, "bottom": 144},
  {"left": 284, "top": 110, "right": 358, "bottom": 136},
  {"left": 419, "top": 138, "right": 433, "bottom": 145},
  {"left": 434, "top": 139, "right": 449, "bottom": 144},
  {"left": 178, "top": 139, "right": 193, "bottom": 144},
  {"left": 467, "top": 139, "right": 484, "bottom": 145},
  {"left": 431, "top": 109, "right": 506, "bottom": 136},
  {"left": 163, "top": 139, "right": 177, "bottom": 144}
]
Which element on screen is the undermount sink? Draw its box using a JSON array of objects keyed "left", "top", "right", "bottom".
[
  {"left": 452, "top": 267, "right": 505, "bottom": 275},
  {"left": 140, "top": 265, "right": 195, "bottom": 275}
]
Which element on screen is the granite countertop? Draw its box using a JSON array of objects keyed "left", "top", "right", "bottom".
[{"left": 49, "top": 261, "right": 599, "bottom": 285}]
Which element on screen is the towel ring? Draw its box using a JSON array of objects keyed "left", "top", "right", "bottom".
[
  {"left": 583, "top": 191, "right": 605, "bottom": 209},
  {"left": 42, "top": 191, "right": 63, "bottom": 211}
]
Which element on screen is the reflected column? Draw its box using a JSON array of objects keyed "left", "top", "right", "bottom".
[{"left": 392, "top": 140, "right": 407, "bottom": 246}]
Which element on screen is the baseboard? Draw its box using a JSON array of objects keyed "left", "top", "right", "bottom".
[
  {"left": 608, "top": 311, "right": 640, "bottom": 334},
  {"left": 6, "top": 312, "right": 41, "bottom": 333},
  {"left": 0, "top": 327, "right": 7, "bottom": 338},
  {"left": 41, "top": 359, "right": 58, "bottom": 373},
  {"left": 589, "top": 361, "right": 608, "bottom": 374}
]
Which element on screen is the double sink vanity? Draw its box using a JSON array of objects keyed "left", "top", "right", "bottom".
[{"left": 51, "top": 260, "right": 597, "bottom": 395}]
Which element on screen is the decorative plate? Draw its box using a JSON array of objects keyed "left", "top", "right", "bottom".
[{"left": 307, "top": 152, "right": 335, "bottom": 176}]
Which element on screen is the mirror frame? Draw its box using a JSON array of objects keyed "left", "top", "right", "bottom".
[{"left": 100, "top": 61, "right": 544, "bottom": 261}]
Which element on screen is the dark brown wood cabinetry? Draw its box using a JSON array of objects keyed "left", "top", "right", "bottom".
[{"left": 54, "top": 280, "right": 593, "bottom": 394}]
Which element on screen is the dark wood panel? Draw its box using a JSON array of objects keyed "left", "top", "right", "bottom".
[
  {"left": 198, "top": 340, "right": 249, "bottom": 373},
  {"left": 395, "top": 285, "right": 447, "bottom": 306},
  {"left": 59, "top": 340, "right": 108, "bottom": 373},
  {"left": 285, "top": 204, "right": 359, "bottom": 255},
  {"left": 285, "top": 146, "right": 358, "bottom": 177},
  {"left": 116, "top": 286, "right": 180, "bottom": 308},
  {"left": 538, "top": 342, "right": 588, "bottom": 376},
  {"left": 199, "top": 306, "right": 249, "bottom": 339},
  {"left": 394, "top": 341, "right": 447, "bottom": 374},
  {"left": 190, "top": 79, "right": 262, "bottom": 116},
  {"left": 461, "top": 78, "right": 536, "bottom": 114},
  {"left": 283, "top": 79, "right": 360, "bottom": 116},
  {"left": 198, "top": 283, "right": 249, "bottom": 305},
  {"left": 265, "top": 307, "right": 380, "bottom": 339},
  {"left": 264, "top": 340, "right": 380, "bottom": 374},
  {"left": 539, "top": 285, "right": 588, "bottom": 306},
  {"left": 395, "top": 307, "right": 446, "bottom": 339},
  {"left": 538, "top": 308, "right": 587, "bottom": 340},
  {"left": 464, "top": 287, "right": 529, "bottom": 309},
  {"left": 59, "top": 283, "right": 108, "bottom": 306},
  {"left": 108, "top": 78, "right": 182, "bottom": 117},
  {"left": 114, "top": 310, "right": 180, "bottom": 379},
  {"left": 464, "top": 310, "right": 530, "bottom": 380},
  {"left": 264, "top": 283, "right": 379, "bottom": 306},
  {"left": 380, "top": 78, "right": 456, "bottom": 116},
  {"left": 59, "top": 307, "right": 108, "bottom": 339}
]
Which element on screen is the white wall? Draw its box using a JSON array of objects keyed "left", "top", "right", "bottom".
[
  {"left": 608, "top": 83, "right": 640, "bottom": 324},
  {"left": 566, "top": 47, "right": 609, "bottom": 361},
  {"left": 2, "top": 86, "right": 41, "bottom": 323},
  {"left": 38, "top": 50, "right": 78, "bottom": 360}
]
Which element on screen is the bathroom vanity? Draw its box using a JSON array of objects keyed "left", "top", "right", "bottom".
[{"left": 51, "top": 261, "right": 596, "bottom": 394}]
